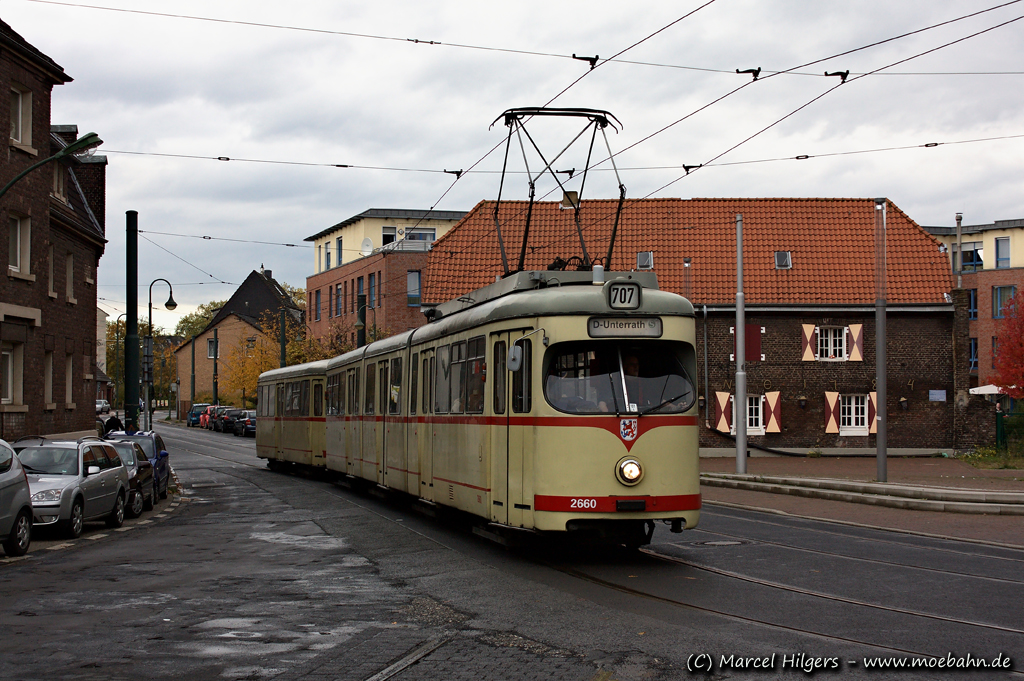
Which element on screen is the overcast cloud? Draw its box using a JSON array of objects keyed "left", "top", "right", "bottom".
[{"left": 3, "top": 0, "right": 1022, "bottom": 331}]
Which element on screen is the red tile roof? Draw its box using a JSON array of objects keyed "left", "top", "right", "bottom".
[{"left": 424, "top": 198, "right": 953, "bottom": 306}]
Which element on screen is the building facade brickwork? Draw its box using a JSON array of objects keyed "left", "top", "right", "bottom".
[{"left": 1, "top": 20, "right": 106, "bottom": 439}]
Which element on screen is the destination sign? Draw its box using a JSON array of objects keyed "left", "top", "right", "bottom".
[{"left": 588, "top": 317, "right": 663, "bottom": 338}]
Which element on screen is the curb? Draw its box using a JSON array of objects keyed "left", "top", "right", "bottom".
[{"left": 700, "top": 474, "right": 1024, "bottom": 515}]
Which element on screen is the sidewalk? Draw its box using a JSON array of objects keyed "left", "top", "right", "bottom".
[{"left": 699, "top": 453, "right": 1024, "bottom": 548}]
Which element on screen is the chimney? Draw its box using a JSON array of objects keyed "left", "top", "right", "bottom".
[{"left": 264, "top": 270, "right": 272, "bottom": 279}]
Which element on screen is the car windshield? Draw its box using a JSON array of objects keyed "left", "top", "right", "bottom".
[
  {"left": 109, "top": 443, "right": 135, "bottom": 465},
  {"left": 544, "top": 341, "right": 696, "bottom": 415},
  {"left": 17, "top": 446, "right": 79, "bottom": 475},
  {"left": 116, "top": 435, "right": 155, "bottom": 458}
]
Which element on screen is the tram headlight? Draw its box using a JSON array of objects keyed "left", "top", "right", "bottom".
[{"left": 616, "top": 457, "right": 643, "bottom": 486}]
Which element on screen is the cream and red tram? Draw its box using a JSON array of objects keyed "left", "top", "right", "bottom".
[
  {"left": 258, "top": 270, "right": 700, "bottom": 546},
  {"left": 256, "top": 359, "right": 329, "bottom": 469}
]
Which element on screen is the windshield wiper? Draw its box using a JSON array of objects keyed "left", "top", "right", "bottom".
[
  {"left": 640, "top": 391, "right": 694, "bottom": 416},
  {"left": 21, "top": 463, "right": 44, "bottom": 473}
]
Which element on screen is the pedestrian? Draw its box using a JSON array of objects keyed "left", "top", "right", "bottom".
[{"left": 104, "top": 412, "right": 124, "bottom": 434}]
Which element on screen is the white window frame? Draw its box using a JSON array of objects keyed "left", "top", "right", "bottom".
[
  {"left": 324, "top": 242, "right": 332, "bottom": 270},
  {"left": 66, "top": 252, "right": 76, "bottom": 304},
  {"left": 407, "top": 227, "right": 436, "bottom": 242},
  {"left": 65, "top": 353, "right": 74, "bottom": 408},
  {"left": 995, "top": 237, "right": 1010, "bottom": 269},
  {"left": 8, "top": 215, "right": 31, "bottom": 277},
  {"left": 407, "top": 270, "right": 421, "bottom": 307},
  {"left": 730, "top": 394, "right": 765, "bottom": 436},
  {"left": 207, "top": 338, "right": 219, "bottom": 359},
  {"left": 382, "top": 226, "right": 397, "bottom": 245},
  {"left": 839, "top": 394, "right": 869, "bottom": 436},
  {"left": 817, "top": 326, "right": 846, "bottom": 361},
  {"left": 1, "top": 346, "right": 13, "bottom": 404},
  {"left": 9, "top": 85, "right": 32, "bottom": 147},
  {"left": 336, "top": 237, "right": 343, "bottom": 265},
  {"left": 52, "top": 163, "right": 67, "bottom": 202}
]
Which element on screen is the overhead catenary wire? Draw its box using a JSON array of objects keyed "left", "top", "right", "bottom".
[
  {"left": 22, "top": 0, "right": 1024, "bottom": 77},
  {"left": 139, "top": 234, "right": 232, "bottom": 285}
]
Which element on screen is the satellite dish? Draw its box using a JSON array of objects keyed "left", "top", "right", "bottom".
[{"left": 360, "top": 237, "right": 373, "bottom": 257}]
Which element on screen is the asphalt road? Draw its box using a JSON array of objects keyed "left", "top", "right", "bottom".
[{"left": 1, "top": 424, "right": 1021, "bottom": 680}]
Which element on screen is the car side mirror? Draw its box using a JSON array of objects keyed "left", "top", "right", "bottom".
[
  {"left": 507, "top": 345, "right": 523, "bottom": 373},
  {"left": 86, "top": 465, "right": 101, "bottom": 476},
  {"left": 160, "top": 450, "right": 169, "bottom": 459}
]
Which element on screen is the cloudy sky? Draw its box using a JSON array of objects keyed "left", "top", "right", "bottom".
[{"left": 4, "top": 0, "right": 1023, "bottom": 331}]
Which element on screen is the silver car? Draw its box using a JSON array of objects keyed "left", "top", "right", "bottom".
[
  {"left": 0, "top": 439, "right": 32, "bottom": 556},
  {"left": 15, "top": 437, "right": 129, "bottom": 539}
]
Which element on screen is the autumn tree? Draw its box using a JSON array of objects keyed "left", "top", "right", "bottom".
[
  {"left": 993, "top": 289, "right": 1024, "bottom": 400},
  {"left": 174, "top": 299, "right": 227, "bottom": 338}
]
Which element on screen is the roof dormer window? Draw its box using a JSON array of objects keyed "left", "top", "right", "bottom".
[{"left": 774, "top": 251, "right": 792, "bottom": 269}]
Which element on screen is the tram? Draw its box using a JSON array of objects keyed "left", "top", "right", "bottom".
[{"left": 257, "top": 270, "right": 700, "bottom": 547}]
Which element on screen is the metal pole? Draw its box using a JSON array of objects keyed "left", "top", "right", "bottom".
[
  {"left": 279, "top": 308, "right": 287, "bottom": 368},
  {"left": 735, "top": 214, "right": 747, "bottom": 474},
  {"left": 955, "top": 212, "right": 963, "bottom": 289},
  {"left": 125, "top": 211, "right": 140, "bottom": 431},
  {"left": 190, "top": 335, "right": 196, "bottom": 405},
  {"left": 357, "top": 294, "right": 367, "bottom": 348},
  {"left": 212, "top": 328, "right": 219, "bottom": 405},
  {"left": 145, "top": 287, "right": 153, "bottom": 431},
  {"left": 875, "top": 199, "right": 888, "bottom": 482}
]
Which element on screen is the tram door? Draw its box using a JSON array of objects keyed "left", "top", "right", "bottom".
[
  {"left": 377, "top": 361, "right": 388, "bottom": 485},
  {"left": 491, "top": 332, "right": 531, "bottom": 528}
]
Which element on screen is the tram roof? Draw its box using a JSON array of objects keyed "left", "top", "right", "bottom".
[
  {"left": 326, "top": 271, "right": 694, "bottom": 368},
  {"left": 259, "top": 358, "right": 331, "bottom": 382}
]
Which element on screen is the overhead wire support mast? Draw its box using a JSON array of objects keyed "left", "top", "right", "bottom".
[{"left": 490, "top": 107, "right": 623, "bottom": 276}]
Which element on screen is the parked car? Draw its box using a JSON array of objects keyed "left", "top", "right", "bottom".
[
  {"left": 199, "top": 405, "right": 217, "bottom": 429},
  {"left": 106, "top": 440, "right": 155, "bottom": 518},
  {"left": 221, "top": 409, "right": 245, "bottom": 434},
  {"left": 233, "top": 410, "right": 257, "bottom": 437},
  {"left": 96, "top": 399, "right": 110, "bottom": 415},
  {"left": 14, "top": 436, "right": 129, "bottom": 538},
  {"left": 103, "top": 431, "right": 171, "bottom": 500},
  {"left": 210, "top": 406, "right": 231, "bottom": 432},
  {"left": 0, "top": 438, "right": 32, "bottom": 557},
  {"left": 187, "top": 403, "right": 211, "bottom": 427}
]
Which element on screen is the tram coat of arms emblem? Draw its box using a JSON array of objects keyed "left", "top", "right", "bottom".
[{"left": 620, "top": 418, "right": 638, "bottom": 442}]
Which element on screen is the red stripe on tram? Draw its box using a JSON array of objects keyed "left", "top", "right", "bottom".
[{"left": 534, "top": 494, "right": 701, "bottom": 513}]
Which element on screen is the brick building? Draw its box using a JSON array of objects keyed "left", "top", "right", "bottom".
[
  {"left": 173, "top": 268, "right": 301, "bottom": 413},
  {"left": 304, "top": 208, "right": 467, "bottom": 346},
  {"left": 1, "top": 20, "right": 107, "bottom": 439},
  {"left": 924, "top": 217, "right": 1024, "bottom": 393},
  {"left": 424, "top": 197, "right": 987, "bottom": 452}
]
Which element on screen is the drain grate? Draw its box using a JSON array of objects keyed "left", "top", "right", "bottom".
[{"left": 692, "top": 540, "right": 746, "bottom": 547}]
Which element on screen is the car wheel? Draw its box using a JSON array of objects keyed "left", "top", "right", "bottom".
[
  {"left": 3, "top": 509, "right": 32, "bottom": 557},
  {"left": 64, "top": 499, "right": 84, "bottom": 539},
  {"left": 143, "top": 480, "right": 155, "bottom": 511},
  {"left": 128, "top": 489, "right": 144, "bottom": 518},
  {"left": 107, "top": 492, "right": 126, "bottom": 528}
]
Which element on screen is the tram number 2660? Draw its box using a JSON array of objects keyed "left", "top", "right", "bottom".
[
  {"left": 570, "top": 498, "right": 598, "bottom": 509},
  {"left": 608, "top": 282, "right": 641, "bottom": 310}
]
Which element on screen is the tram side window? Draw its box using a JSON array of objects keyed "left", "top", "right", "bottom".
[
  {"left": 435, "top": 345, "right": 451, "bottom": 413},
  {"left": 410, "top": 353, "right": 418, "bottom": 415},
  {"left": 423, "top": 356, "right": 432, "bottom": 414},
  {"left": 348, "top": 369, "right": 359, "bottom": 416},
  {"left": 389, "top": 357, "right": 402, "bottom": 415},
  {"left": 428, "top": 356, "right": 435, "bottom": 414},
  {"left": 466, "top": 336, "right": 485, "bottom": 414},
  {"left": 325, "top": 374, "right": 339, "bottom": 415},
  {"left": 314, "top": 382, "right": 323, "bottom": 417},
  {"left": 450, "top": 341, "right": 467, "bottom": 413},
  {"left": 378, "top": 361, "right": 389, "bottom": 415},
  {"left": 301, "top": 380, "right": 310, "bottom": 416},
  {"left": 364, "top": 363, "right": 375, "bottom": 415},
  {"left": 493, "top": 341, "right": 506, "bottom": 415},
  {"left": 276, "top": 384, "right": 284, "bottom": 417},
  {"left": 512, "top": 339, "right": 532, "bottom": 413}
]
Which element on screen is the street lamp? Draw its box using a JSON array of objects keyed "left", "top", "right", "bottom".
[
  {"left": 146, "top": 279, "right": 176, "bottom": 430},
  {"left": 0, "top": 132, "right": 103, "bottom": 200},
  {"left": 353, "top": 296, "right": 377, "bottom": 348}
]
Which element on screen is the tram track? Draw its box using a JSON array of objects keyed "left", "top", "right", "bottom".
[
  {"left": 684, "top": 525, "right": 1024, "bottom": 585},
  {"left": 159, "top": 427, "right": 1024, "bottom": 670}
]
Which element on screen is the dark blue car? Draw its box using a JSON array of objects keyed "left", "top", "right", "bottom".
[
  {"left": 104, "top": 431, "right": 171, "bottom": 499},
  {"left": 186, "top": 403, "right": 210, "bottom": 428}
]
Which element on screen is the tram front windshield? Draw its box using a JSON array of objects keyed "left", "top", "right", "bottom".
[{"left": 544, "top": 341, "right": 696, "bottom": 414}]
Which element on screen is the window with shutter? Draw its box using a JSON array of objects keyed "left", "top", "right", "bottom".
[
  {"left": 714, "top": 392, "right": 732, "bottom": 432},
  {"left": 801, "top": 325, "right": 817, "bottom": 361},
  {"left": 824, "top": 391, "right": 841, "bottom": 433},
  {"left": 764, "top": 391, "right": 781, "bottom": 433},
  {"left": 847, "top": 324, "right": 864, "bottom": 361}
]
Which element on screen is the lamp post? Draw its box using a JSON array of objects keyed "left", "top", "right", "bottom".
[
  {"left": 0, "top": 132, "right": 103, "bottom": 201},
  {"left": 146, "top": 279, "right": 177, "bottom": 430},
  {"left": 353, "top": 295, "right": 377, "bottom": 348}
]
